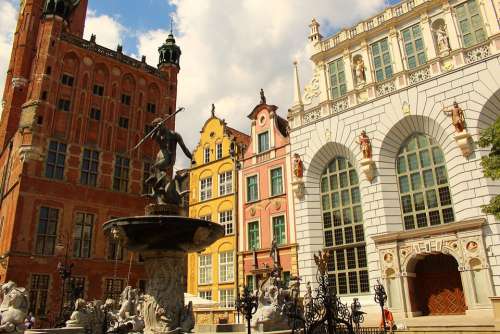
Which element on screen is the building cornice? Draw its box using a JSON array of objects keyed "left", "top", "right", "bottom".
[{"left": 371, "top": 218, "right": 486, "bottom": 244}]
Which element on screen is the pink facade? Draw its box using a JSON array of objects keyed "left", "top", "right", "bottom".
[{"left": 237, "top": 102, "right": 298, "bottom": 288}]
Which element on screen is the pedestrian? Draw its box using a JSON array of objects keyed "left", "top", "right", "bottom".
[
  {"left": 25, "top": 312, "right": 35, "bottom": 329},
  {"left": 379, "top": 306, "right": 395, "bottom": 334}
]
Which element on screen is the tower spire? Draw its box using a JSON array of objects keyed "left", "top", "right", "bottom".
[{"left": 292, "top": 61, "right": 303, "bottom": 107}]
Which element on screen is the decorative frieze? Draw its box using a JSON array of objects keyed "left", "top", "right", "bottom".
[
  {"left": 303, "top": 108, "right": 321, "bottom": 124},
  {"left": 376, "top": 79, "right": 396, "bottom": 97},
  {"left": 464, "top": 44, "right": 491, "bottom": 64},
  {"left": 330, "top": 97, "right": 348, "bottom": 114},
  {"left": 408, "top": 66, "right": 431, "bottom": 85}
]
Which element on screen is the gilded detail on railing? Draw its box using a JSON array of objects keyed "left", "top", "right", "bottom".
[
  {"left": 408, "top": 66, "right": 431, "bottom": 85},
  {"left": 464, "top": 44, "right": 491, "bottom": 64}
]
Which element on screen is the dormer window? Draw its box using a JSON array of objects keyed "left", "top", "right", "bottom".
[{"left": 258, "top": 132, "right": 269, "bottom": 153}]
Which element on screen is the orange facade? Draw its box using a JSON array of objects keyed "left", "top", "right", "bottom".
[
  {"left": 237, "top": 102, "right": 298, "bottom": 290},
  {"left": 0, "top": 0, "right": 180, "bottom": 325}
]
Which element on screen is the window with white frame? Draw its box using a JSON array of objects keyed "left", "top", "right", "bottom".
[
  {"left": 204, "top": 147, "right": 210, "bottom": 163},
  {"left": 270, "top": 167, "right": 283, "bottom": 196},
  {"left": 198, "top": 254, "right": 212, "bottom": 285},
  {"left": 219, "top": 210, "right": 233, "bottom": 235},
  {"left": 199, "top": 214, "right": 212, "bottom": 221},
  {"left": 219, "top": 251, "right": 234, "bottom": 283},
  {"left": 219, "top": 171, "right": 233, "bottom": 196},
  {"left": 199, "top": 290, "right": 212, "bottom": 300},
  {"left": 455, "top": 0, "right": 486, "bottom": 48},
  {"left": 246, "top": 175, "right": 258, "bottom": 202},
  {"left": 258, "top": 132, "right": 269, "bottom": 153},
  {"left": 216, "top": 143, "right": 223, "bottom": 160},
  {"left": 219, "top": 289, "right": 235, "bottom": 308},
  {"left": 200, "top": 177, "right": 212, "bottom": 201}
]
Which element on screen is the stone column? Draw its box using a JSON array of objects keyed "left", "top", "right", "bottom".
[
  {"left": 442, "top": 2, "right": 461, "bottom": 50},
  {"left": 359, "top": 41, "right": 374, "bottom": 84},
  {"left": 420, "top": 13, "right": 437, "bottom": 60},
  {"left": 143, "top": 251, "right": 187, "bottom": 334},
  {"left": 479, "top": 0, "right": 500, "bottom": 36},
  {"left": 389, "top": 27, "right": 404, "bottom": 73},
  {"left": 342, "top": 49, "right": 354, "bottom": 92},
  {"left": 401, "top": 272, "right": 417, "bottom": 318}
]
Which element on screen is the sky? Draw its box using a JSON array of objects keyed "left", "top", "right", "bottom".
[{"left": 0, "top": 0, "right": 400, "bottom": 169}]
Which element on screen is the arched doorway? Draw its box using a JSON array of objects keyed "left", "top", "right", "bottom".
[{"left": 412, "top": 254, "right": 466, "bottom": 315}]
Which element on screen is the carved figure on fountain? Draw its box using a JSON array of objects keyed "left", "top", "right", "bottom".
[
  {"left": 0, "top": 281, "right": 29, "bottom": 333},
  {"left": 66, "top": 299, "right": 90, "bottom": 331}
]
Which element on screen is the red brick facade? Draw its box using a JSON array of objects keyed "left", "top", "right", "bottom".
[{"left": 0, "top": 0, "right": 180, "bottom": 325}]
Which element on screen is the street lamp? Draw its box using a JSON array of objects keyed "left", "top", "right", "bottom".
[
  {"left": 374, "top": 279, "right": 388, "bottom": 334},
  {"left": 235, "top": 285, "right": 258, "bottom": 334},
  {"left": 55, "top": 233, "right": 74, "bottom": 327}
]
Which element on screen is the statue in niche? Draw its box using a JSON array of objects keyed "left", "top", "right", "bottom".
[
  {"left": 293, "top": 153, "right": 304, "bottom": 179},
  {"left": 433, "top": 23, "right": 450, "bottom": 55},
  {"left": 357, "top": 130, "right": 372, "bottom": 159},
  {"left": 354, "top": 58, "right": 366, "bottom": 86},
  {"left": 443, "top": 101, "right": 466, "bottom": 133}
]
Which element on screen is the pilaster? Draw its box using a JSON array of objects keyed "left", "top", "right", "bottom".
[
  {"left": 342, "top": 49, "right": 354, "bottom": 92},
  {"left": 420, "top": 12, "right": 437, "bottom": 60},
  {"left": 442, "top": 1, "right": 461, "bottom": 50},
  {"left": 389, "top": 27, "right": 404, "bottom": 73}
]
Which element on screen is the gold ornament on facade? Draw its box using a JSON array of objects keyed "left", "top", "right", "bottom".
[
  {"left": 274, "top": 201, "right": 281, "bottom": 210},
  {"left": 383, "top": 252, "right": 393, "bottom": 263},
  {"left": 313, "top": 250, "right": 329, "bottom": 275},
  {"left": 466, "top": 241, "right": 479, "bottom": 252},
  {"left": 250, "top": 207, "right": 256, "bottom": 216}
]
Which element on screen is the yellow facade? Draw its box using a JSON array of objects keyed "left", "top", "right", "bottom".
[{"left": 187, "top": 115, "right": 248, "bottom": 325}]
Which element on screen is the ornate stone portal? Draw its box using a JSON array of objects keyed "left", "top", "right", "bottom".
[{"left": 373, "top": 219, "right": 494, "bottom": 318}]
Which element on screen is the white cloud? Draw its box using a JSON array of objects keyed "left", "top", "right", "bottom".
[
  {"left": 0, "top": 0, "right": 18, "bottom": 107},
  {"left": 83, "top": 9, "right": 126, "bottom": 50},
  {"left": 135, "top": 0, "right": 387, "bottom": 169}
]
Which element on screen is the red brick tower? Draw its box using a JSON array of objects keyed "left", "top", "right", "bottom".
[{"left": 0, "top": 0, "right": 181, "bottom": 325}]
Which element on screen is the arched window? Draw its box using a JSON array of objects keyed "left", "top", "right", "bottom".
[
  {"left": 320, "top": 157, "right": 369, "bottom": 295},
  {"left": 397, "top": 134, "right": 454, "bottom": 230}
]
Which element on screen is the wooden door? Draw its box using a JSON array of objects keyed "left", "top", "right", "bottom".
[{"left": 414, "top": 254, "right": 466, "bottom": 315}]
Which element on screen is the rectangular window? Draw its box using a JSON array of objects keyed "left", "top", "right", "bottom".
[
  {"left": 113, "top": 156, "right": 130, "bottom": 192},
  {"left": 371, "top": 38, "right": 393, "bottom": 82},
  {"left": 270, "top": 167, "right": 283, "bottom": 196},
  {"left": 90, "top": 107, "right": 101, "bottom": 121},
  {"left": 200, "top": 177, "right": 212, "bottom": 201},
  {"left": 104, "top": 278, "right": 124, "bottom": 300},
  {"left": 143, "top": 162, "right": 152, "bottom": 195},
  {"left": 204, "top": 147, "right": 210, "bottom": 163},
  {"left": 248, "top": 221, "right": 259, "bottom": 250},
  {"left": 219, "top": 289, "right": 235, "bottom": 308},
  {"left": 329, "top": 58, "right": 347, "bottom": 99},
  {"left": 198, "top": 254, "right": 212, "bottom": 285},
  {"left": 138, "top": 280, "right": 147, "bottom": 294},
  {"left": 219, "top": 171, "right": 233, "bottom": 196},
  {"left": 93, "top": 84, "right": 104, "bottom": 96},
  {"left": 147, "top": 102, "right": 156, "bottom": 113},
  {"left": 216, "top": 143, "right": 223, "bottom": 160},
  {"left": 80, "top": 148, "right": 99, "bottom": 186},
  {"left": 246, "top": 275, "right": 255, "bottom": 291},
  {"left": 64, "top": 277, "right": 85, "bottom": 305},
  {"left": 272, "top": 215, "right": 286, "bottom": 245},
  {"left": 29, "top": 274, "right": 50, "bottom": 316},
  {"left": 45, "top": 140, "right": 66, "bottom": 180},
  {"left": 219, "top": 210, "right": 233, "bottom": 235},
  {"left": 73, "top": 212, "right": 94, "bottom": 258},
  {"left": 258, "top": 132, "right": 269, "bottom": 153},
  {"left": 199, "top": 214, "right": 212, "bottom": 221},
  {"left": 246, "top": 175, "right": 258, "bottom": 202},
  {"left": 199, "top": 290, "right": 212, "bottom": 300},
  {"left": 61, "top": 74, "right": 74, "bottom": 87},
  {"left": 35, "top": 207, "right": 58, "bottom": 255},
  {"left": 219, "top": 251, "right": 234, "bottom": 283},
  {"left": 107, "top": 238, "right": 123, "bottom": 261},
  {"left": 121, "top": 94, "right": 131, "bottom": 105},
  {"left": 456, "top": 0, "right": 486, "bottom": 48},
  {"left": 118, "top": 117, "right": 129, "bottom": 129},
  {"left": 58, "top": 98, "right": 71, "bottom": 112},
  {"left": 402, "top": 24, "right": 427, "bottom": 69}
]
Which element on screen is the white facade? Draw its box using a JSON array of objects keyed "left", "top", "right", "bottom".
[{"left": 289, "top": 0, "right": 500, "bottom": 320}]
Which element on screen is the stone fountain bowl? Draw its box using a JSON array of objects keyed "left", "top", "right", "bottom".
[{"left": 103, "top": 216, "right": 225, "bottom": 253}]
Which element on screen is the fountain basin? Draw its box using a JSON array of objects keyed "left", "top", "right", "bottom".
[{"left": 103, "top": 216, "right": 225, "bottom": 253}]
